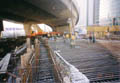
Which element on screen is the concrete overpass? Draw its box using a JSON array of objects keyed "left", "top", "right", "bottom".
[{"left": 0, "top": 0, "right": 79, "bottom": 35}]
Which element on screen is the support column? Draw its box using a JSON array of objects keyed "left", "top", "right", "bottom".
[
  {"left": 24, "top": 24, "right": 32, "bottom": 49},
  {"left": 26, "top": 37, "right": 31, "bottom": 49},
  {"left": 0, "top": 20, "right": 3, "bottom": 37},
  {"left": 69, "top": 22, "right": 72, "bottom": 38},
  {"left": 24, "top": 24, "right": 32, "bottom": 37},
  {"left": 52, "top": 27, "right": 57, "bottom": 32},
  {"left": 55, "top": 25, "right": 69, "bottom": 33}
]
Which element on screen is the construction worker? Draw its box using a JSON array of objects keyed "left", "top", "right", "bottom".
[
  {"left": 89, "top": 35, "right": 92, "bottom": 43},
  {"left": 70, "top": 35, "right": 76, "bottom": 48},
  {"left": 92, "top": 33, "right": 96, "bottom": 43}
]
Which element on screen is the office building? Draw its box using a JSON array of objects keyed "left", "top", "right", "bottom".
[
  {"left": 88, "top": 0, "right": 100, "bottom": 26},
  {"left": 100, "top": 0, "right": 120, "bottom": 26}
]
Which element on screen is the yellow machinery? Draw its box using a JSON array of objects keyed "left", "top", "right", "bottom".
[{"left": 87, "top": 26, "right": 120, "bottom": 38}]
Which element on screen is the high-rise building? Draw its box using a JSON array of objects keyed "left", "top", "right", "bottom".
[
  {"left": 94, "top": 0, "right": 100, "bottom": 25},
  {"left": 75, "top": 0, "right": 100, "bottom": 27},
  {"left": 88, "top": 0, "right": 100, "bottom": 26},
  {"left": 100, "top": 0, "right": 120, "bottom": 26}
]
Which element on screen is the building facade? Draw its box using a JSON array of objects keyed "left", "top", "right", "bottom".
[
  {"left": 88, "top": 0, "right": 100, "bottom": 26},
  {"left": 100, "top": 0, "right": 120, "bottom": 26},
  {"left": 94, "top": 0, "right": 100, "bottom": 25},
  {"left": 75, "top": 0, "right": 100, "bottom": 27}
]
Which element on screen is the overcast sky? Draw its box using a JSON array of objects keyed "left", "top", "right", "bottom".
[{"left": 38, "top": 24, "right": 52, "bottom": 32}]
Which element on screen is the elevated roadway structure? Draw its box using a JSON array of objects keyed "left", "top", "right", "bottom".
[
  {"left": 0, "top": 0, "right": 79, "bottom": 35},
  {"left": 0, "top": 1, "right": 80, "bottom": 82}
]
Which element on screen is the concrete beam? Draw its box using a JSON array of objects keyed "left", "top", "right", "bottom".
[{"left": 52, "top": 27, "right": 57, "bottom": 32}]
